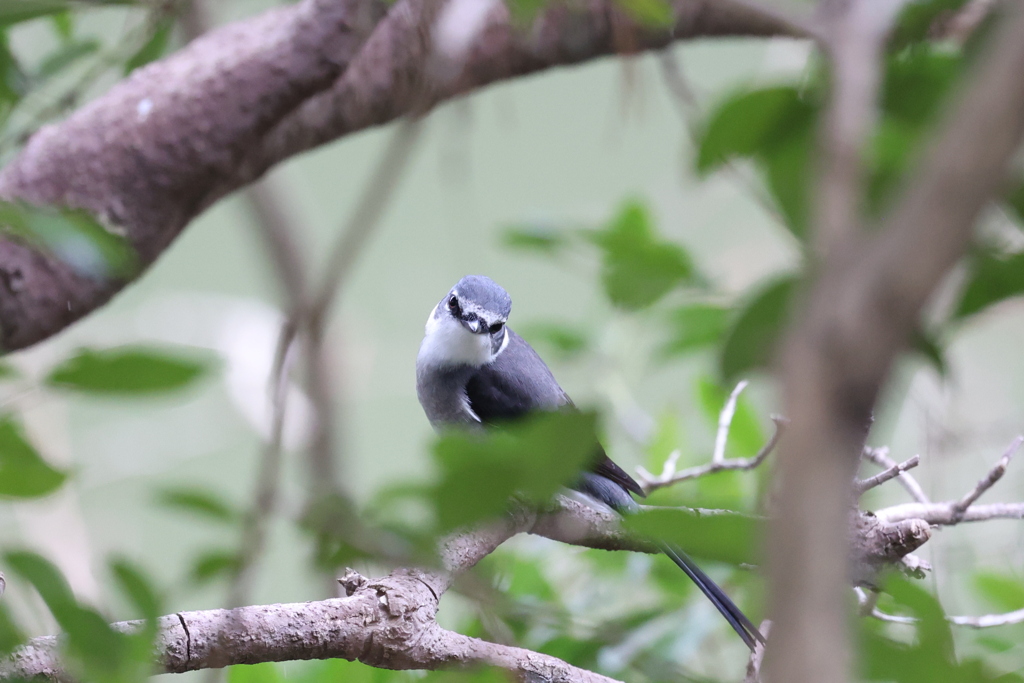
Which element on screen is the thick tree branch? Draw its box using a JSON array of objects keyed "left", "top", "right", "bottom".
[
  {"left": 768, "top": 5, "right": 1024, "bottom": 682},
  {"left": 4, "top": 576, "right": 619, "bottom": 683},
  {"left": 0, "top": 472, "right": 972, "bottom": 683},
  {"left": 0, "top": 0, "right": 804, "bottom": 351}
]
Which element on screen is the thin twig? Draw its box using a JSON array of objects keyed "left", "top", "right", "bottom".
[
  {"left": 875, "top": 436, "right": 1024, "bottom": 525},
  {"left": 227, "top": 325, "right": 301, "bottom": 608},
  {"left": 300, "top": 118, "right": 424, "bottom": 513},
  {"left": 639, "top": 415, "right": 786, "bottom": 493},
  {"left": 713, "top": 380, "right": 749, "bottom": 464},
  {"left": 878, "top": 501, "right": 1024, "bottom": 525},
  {"left": 862, "top": 446, "right": 929, "bottom": 503},
  {"left": 854, "top": 455, "right": 920, "bottom": 495},
  {"left": 857, "top": 586, "right": 1024, "bottom": 628},
  {"left": 310, "top": 118, "right": 425, "bottom": 322},
  {"left": 950, "top": 435, "right": 1023, "bottom": 522},
  {"left": 950, "top": 609, "right": 1024, "bottom": 628},
  {"left": 245, "top": 178, "right": 311, "bottom": 310}
]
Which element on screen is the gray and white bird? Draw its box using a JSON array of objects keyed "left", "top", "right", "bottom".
[{"left": 416, "top": 274, "right": 763, "bottom": 651}]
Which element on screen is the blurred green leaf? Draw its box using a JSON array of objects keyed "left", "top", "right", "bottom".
[
  {"left": 624, "top": 507, "right": 760, "bottom": 565},
  {"left": 479, "top": 551, "right": 558, "bottom": 602},
  {"left": 301, "top": 493, "right": 390, "bottom": 571},
  {"left": 38, "top": 38, "right": 100, "bottom": 78},
  {"left": 1005, "top": 179, "right": 1024, "bottom": 227},
  {"left": 519, "top": 322, "right": 588, "bottom": 358},
  {"left": 293, "top": 659, "right": 406, "bottom": 683},
  {"left": 613, "top": 0, "right": 672, "bottom": 26},
  {"left": 124, "top": 18, "right": 173, "bottom": 74},
  {"left": 975, "top": 572, "right": 1024, "bottom": 612},
  {"left": 0, "top": 35, "right": 28, "bottom": 109},
  {"left": 645, "top": 410, "right": 682, "bottom": 473},
  {"left": 157, "top": 486, "right": 239, "bottom": 524},
  {"left": 660, "top": 303, "right": 730, "bottom": 357},
  {"left": 698, "top": 85, "right": 818, "bottom": 240},
  {"left": 0, "top": 416, "right": 66, "bottom": 498},
  {"left": 911, "top": 328, "right": 947, "bottom": 376},
  {"left": 5, "top": 550, "right": 132, "bottom": 679},
  {"left": 420, "top": 667, "right": 508, "bottom": 683},
  {"left": 719, "top": 274, "right": 800, "bottom": 382},
  {"left": 4, "top": 551, "right": 76, "bottom": 613},
  {"left": 694, "top": 468, "right": 746, "bottom": 513},
  {"left": 0, "top": 605, "right": 25, "bottom": 658},
  {"left": 974, "top": 634, "right": 1015, "bottom": 654},
  {"left": 190, "top": 551, "right": 240, "bottom": 585},
  {"left": 0, "top": 0, "right": 137, "bottom": 27},
  {"left": 890, "top": 0, "right": 970, "bottom": 49},
  {"left": 229, "top": 663, "right": 284, "bottom": 683},
  {"left": 696, "top": 378, "right": 765, "bottom": 458},
  {"left": 882, "top": 49, "right": 962, "bottom": 127},
  {"left": 867, "top": 50, "right": 963, "bottom": 216},
  {"left": 589, "top": 200, "right": 696, "bottom": 310},
  {"left": 0, "top": 200, "right": 138, "bottom": 280},
  {"left": 540, "top": 635, "right": 604, "bottom": 672},
  {"left": 696, "top": 86, "right": 815, "bottom": 175},
  {"left": 501, "top": 224, "right": 568, "bottom": 255},
  {"left": 761, "top": 126, "right": 814, "bottom": 240},
  {"left": 50, "top": 10, "right": 72, "bottom": 40},
  {"left": 503, "top": 0, "right": 548, "bottom": 24},
  {"left": 46, "top": 345, "right": 213, "bottom": 395},
  {"left": 431, "top": 410, "right": 598, "bottom": 531},
  {"left": 109, "top": 558, "right": 161, "bottom": 622},
  {"left": 954, "top": 250, "right": 1024, "bottom": 319},
  {"left": 888, "top": 576, "right": 954, "bottom": 661},
  {"left": 866, "top": 118, "right": 917, "bottom": 216},
  {"left": 857, "top": 576, "right": 1014, "bottom": 683}
]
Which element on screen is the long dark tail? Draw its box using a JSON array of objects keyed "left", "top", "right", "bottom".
[
  {"left": 572, "top": 473, "right": 764, "bottom": 650},
  {"left": 658, "top": 541, "right": 765, "bottom": 651}
]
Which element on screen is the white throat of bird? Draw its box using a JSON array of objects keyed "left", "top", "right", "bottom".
[{"left": 418, "top": 304, "right": 496, "bottom": 368}]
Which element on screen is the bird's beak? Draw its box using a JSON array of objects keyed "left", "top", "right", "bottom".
[{"left": 460, "top": 317, "right": 484, "bottom": 334}]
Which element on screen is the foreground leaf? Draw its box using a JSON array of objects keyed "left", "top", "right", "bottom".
[
  {"left": 0, "top": 416, "right": 65, "bottom": 498},
  {"left": 46, "top": 345, "right": 213, "bottom": 395},
  {"left": 0, "top": 200, "right": 137, "bottom": 279},
  {"left": 589, "top": 200, "right": 696, "bottom": 310},
  {"left": 659, "top": 303, "right": 730, "bottom": 357},
  {"left": 157, "top": 486, "right": 239, "bottom": 524},
  {"left": 719, "top": 274, "right": 800, "bottom": 382},
  {"left": 624, "top": 507, "right": 760, "bottom": 565},
  {"left": 0, "top": 1, "right": 137, "bottom": 27},
  {"left": 974, "top": 572, "right": 1024, "bottom": 612},
  {"left": 954, "top": 250, "right": 1024, "bottom": 320},
  {"left": 696, "top": 86, "right": 814, "bottom": 175},
  {"left": 431, "top": 411, "right": 598, "bottom": 531}
]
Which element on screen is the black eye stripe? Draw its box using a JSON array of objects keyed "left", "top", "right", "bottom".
[{"left": 488, "top": 322, "right": 504, "bottom": 334}]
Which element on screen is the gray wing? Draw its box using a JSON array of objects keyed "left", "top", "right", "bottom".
[
  {"left": 466, "top": 329, "right": 644, "bottom": 499},
  {"left": 464, "top": 329, "right": 569, "bottom": 421}
]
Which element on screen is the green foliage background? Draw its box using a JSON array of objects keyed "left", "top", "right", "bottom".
[{"left": 1, "top": 1, "right": 1024, "bottom": 682}]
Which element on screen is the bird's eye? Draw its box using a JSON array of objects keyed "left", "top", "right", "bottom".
[
  {"left": 489, "top": 322, "right": 504, "bottom": 334},
  {"left": 447, "top": 296, "right": 460, "bottom": 313}
]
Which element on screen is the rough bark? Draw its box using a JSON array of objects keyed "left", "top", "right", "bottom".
[
  {"left": 766, "top": 4, "right": 1024, "bottom": 682},
  {"left": 0, "top": 0, "right": 803, "bottom": 351}
]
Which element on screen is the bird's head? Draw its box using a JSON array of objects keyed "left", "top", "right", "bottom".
[{"left": 419, "top": 275, "right": 512, "bottom": 368}]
